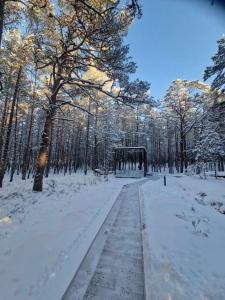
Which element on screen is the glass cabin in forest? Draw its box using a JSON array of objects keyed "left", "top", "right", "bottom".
[{"left": 114, "top": 147, "right": 148, "bottom": 178}]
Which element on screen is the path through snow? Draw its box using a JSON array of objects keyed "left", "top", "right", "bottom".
[
  {"left": 0, "top": 174, "right": 139, "bottom": 300},
  {"left": 62, "top": 181, "right": 146, "bottom": 300}
]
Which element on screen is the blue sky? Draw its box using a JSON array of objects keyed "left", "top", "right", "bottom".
[{"left": 125, "top": 0, "right": 225, "bottom": 100}]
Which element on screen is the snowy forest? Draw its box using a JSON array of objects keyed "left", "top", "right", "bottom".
[
  {"left": 1, "top": 1, "right": 225, "bottom": 300},
  {"left": 0, "top": 0, "right": 224, "bottom": 192}
]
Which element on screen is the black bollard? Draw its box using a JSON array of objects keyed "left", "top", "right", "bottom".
[{"left": 164, "top": 175, "right": 166, "bottom": 186}]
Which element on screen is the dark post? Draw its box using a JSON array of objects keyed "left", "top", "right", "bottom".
[{"left": 164, "top": 175, "right": 166, "bottom": 186}]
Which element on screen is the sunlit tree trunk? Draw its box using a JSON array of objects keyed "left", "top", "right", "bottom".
[
  {"left": 33, "top": 111, "right": 53, "bottom": 191},
  {"left": 33, "top": 75, "right": 60, "bottom": 191},
  {"left": 45, "top": 122, "right": 54, "bottom": 178}
]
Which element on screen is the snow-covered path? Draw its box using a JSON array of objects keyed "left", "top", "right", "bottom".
[
  {"left": 0, "top": 174, "right": 142, "bottom": 300},
  {"left": 62, "top": 181, "right": 146, "bottom": 300}
]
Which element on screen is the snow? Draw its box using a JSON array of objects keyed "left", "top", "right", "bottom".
[
  {"left": 141, "top": 174, "right": 225, "bottom": 300},
  {"left": 2, "top": 172, "right": 225, "bottom": 300},
  {"left": 0, "top": 173, "right": 136, "bottom": 300},
  {"left": 63, "top": 181, "right": 145, "bottom": 300}
]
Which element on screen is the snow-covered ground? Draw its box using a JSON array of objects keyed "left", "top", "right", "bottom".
[
  {"left": 2, "top": 172, "right": 225, "bottom": 300},
  {"left": 141, "top": 174, "right": 225, "bottom": 300},
  {"left": 0, "top": 173, "right": 136, "bottom": 300}
]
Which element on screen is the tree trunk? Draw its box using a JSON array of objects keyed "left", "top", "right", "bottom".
[
  {"left": 22, "top": 101, "right": 35, "bottom": 180},
  {"left": 45, "top": 122, "right": 54, "bottom": 178},
  {"left": 174, "top": 131, "right": 179, "bottom": 173},
  {"left": 17, "top": 119, "right": 24, "bottom": 175},
  {"left": 84, "top": 99, "right": 91, "bottom": 175},
  {"left": 180, "top": 119, "right": 184, "bottom": 173},
  {"left": 0, "top": 0, "right": 5, "bottom": 46},
  {"left": 74, "top": 127, "right": 82, "bottom": 172},
  {"left": 180, "top": 136, "right": 184, "bottom": 173},
  {"left": 0, "top": 65, "right": 22, "bottom": 188},
  {"left": 0, "top": 75, "right": 12, "bottom": 157},
  {"left": 184, "top": 134, "right": 188, "bottom": 172},
  {"left": 136, "top": 104, "right": 139, "bottom": 146},
  {"left": 93, "top": 104, "right": 98, "bottom": 170},
  {"left": 33, "top": 111, "right": 53, "bottom": 191},
  {"left": 220, "top": 157, "right": 224, "bottom": 172},
  {"left": 64, "top": 129, "right": 71, "bottom": 175},
  {"left": 10, "top": 94, "right": 19, "bottom": 182},
  {"left": 21, "top": 68, "right": 37, "bottom": 180},
  {"left": 167, "top": 124, "right": 173, "bottom": 174},
  {"left": 104, "top": 134, "right": 109, "bottom": 177}
]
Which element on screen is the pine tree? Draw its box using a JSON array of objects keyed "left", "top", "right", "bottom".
[
  {"left": 30, "top": 0, "right": 149, "bottom": 191},
  {"left": 163, "top": 79, "right": 210, "bottom": 173},
  {"left": 204, "top": 35, "right": 225, "bottom": 90}
]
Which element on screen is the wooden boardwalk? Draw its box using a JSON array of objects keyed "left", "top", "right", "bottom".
[{"left": 62, "top": 182, "right": 145, "bottom": 300}]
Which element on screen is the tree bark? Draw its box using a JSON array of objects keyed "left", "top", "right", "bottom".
[
  {"left": 167, "top": 120, "right": 173, "bottom": 174},
  {"left": 93, "top": 104, "right": 98, "bottom": 170},
  {"left": 184, "top": 134, "right": 188, "bottom": 172},
  {"left": 0, "top": 72, "right": 12, "bottom": 157},
  {"left": 175, "top": 130, "right": 179, "bottom": 173},
  {"left": 45, "top": 122, "right": 54, "bottom": 178},
  {"left": 180, "top": 136, "right": 184, "bottom": 173},
  {"left": 33, "top": 111, "right": 53, "bottom": 191},
  {"left": 10, "top": 94, "right": 19, "bottom": 182},
  {"left": 84, "top": 99, "right": 91, "bottom": 175},
  {"left": 33, "top": 76, "right": 60, "bottom": 191},
  {"left": 0, "top": 0, "right": 5, "bottom": 46},
  {"left": 74, "top": 126, "right": 82, "bottom": 172},
  {"left": 0, "top": 65, "right": 22, "bottom": 188},
  {"left": 180, "top": 119, "right": 184, "bottom": 173},
  {"left": 22, "top": 100, "right": 35, "bottom": 180}
]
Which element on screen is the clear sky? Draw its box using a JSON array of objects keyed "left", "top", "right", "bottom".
[{"left": 125, "top": 0, "right": 225, "bottom": 100}]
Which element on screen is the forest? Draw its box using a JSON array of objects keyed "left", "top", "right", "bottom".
[{"left": 0, "top": 0, "right": 224, "bottom": 192}]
